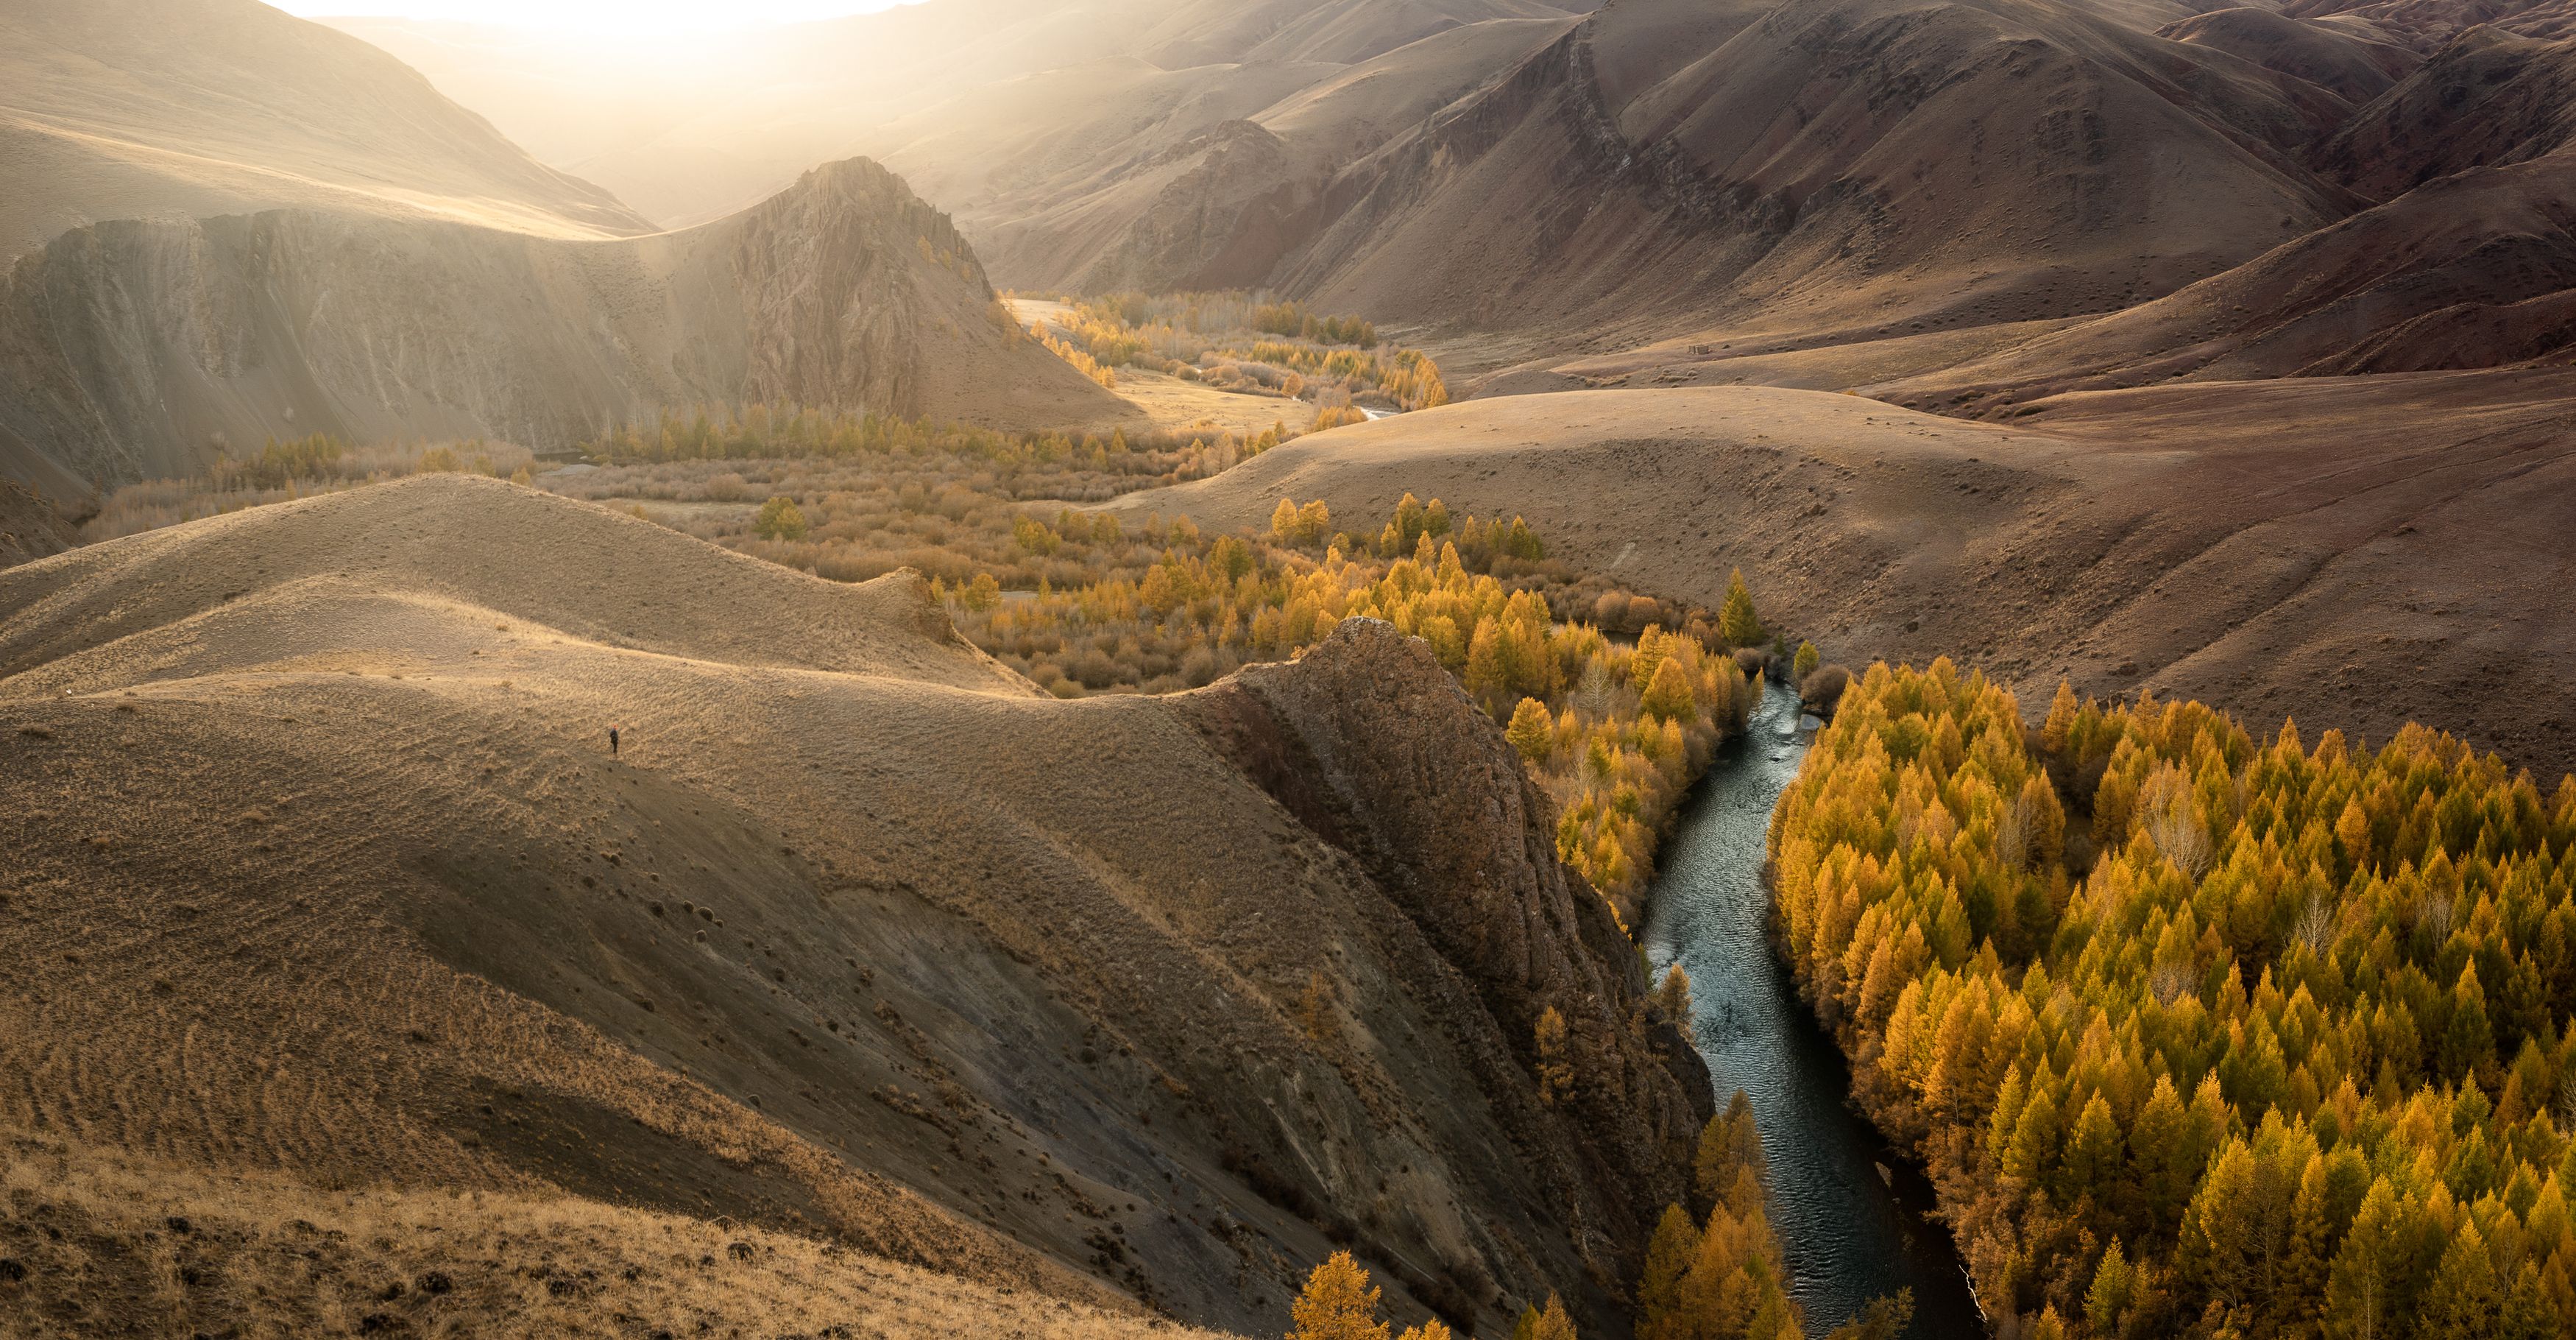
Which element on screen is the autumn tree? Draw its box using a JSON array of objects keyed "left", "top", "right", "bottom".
[
  {"left": 1822, "top": 1292, "right": 1912, "bottom": 1340},
  {"left": 1530, "top": 1292, "right": 1578, "bottom": 1340},
  {"left": 1507, "top": 697, "right": 1554, "bottom": 764},
  {"left": 1637, "top": 1206, "right": 1699, "bottom": 1340},
  {"left": 1694, "top": 1091, "right": 1766, "bottom": 1214},
  {"left": 1792, "top": 641, "right": 1819, "bottom": 683},
  {"left": 1719, "top": 568, "right": 1763, "bottom": 646},
  {"left": 1651, "top": 964, "right": 1695, "bottom": 1042},
  {"left": 754, "top": 495, "right": 808, "bottom": 540},
  {"left": 1642, "top": 658, "right": 1698, "bottom": 724},
  {"left": 1534, "top": 1006, "right": 1574, "bottom": 1104},
  {"left": 1771, "top": 658, "right": 2576, "bottom": 1340},
  {"left": 1292, "top": 1252, "right": 1390, "bottom": 1340}
]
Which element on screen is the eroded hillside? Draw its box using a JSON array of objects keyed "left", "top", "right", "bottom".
[
  {"left": 0, "top": 474, "right": 1706, "bottom": 1337},
  {"left": 0, "top": 160, "right": 1130, "bottom": 498}
]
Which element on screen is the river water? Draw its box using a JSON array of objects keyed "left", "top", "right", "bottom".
[{"left": 1640, "top": 682, "right": 1984, "bottom": 1337}]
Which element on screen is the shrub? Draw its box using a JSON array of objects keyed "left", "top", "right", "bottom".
[
  {"left": 754, "top": 496, "right": 809, "bottom": 541},
  {"left": 1799, "top": 664, "right": 1850, "bottom": 715}
]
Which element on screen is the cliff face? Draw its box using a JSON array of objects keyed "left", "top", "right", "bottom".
[
  {"left": 1182, "top": 619, "right": 1712, "bottom": 1327},
  {"left": 0, "top": 158, "right": 1130, "bottom": 495}
]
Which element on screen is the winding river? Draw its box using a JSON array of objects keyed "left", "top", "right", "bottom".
[{"left": 1641, "top": 682, "right": 1983, "bottom": 1337}]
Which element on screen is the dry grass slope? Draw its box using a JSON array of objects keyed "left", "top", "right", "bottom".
[
  {"left": 1, "top": 1126, "right": 1222, "bottom": 1339},
  {"left": 0, "top": 474, "right": 1705, "bottom": 1338}
]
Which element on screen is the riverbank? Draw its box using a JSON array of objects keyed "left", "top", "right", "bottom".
[{"left": 1640, "top": 680, "right": 1981, "bottom": 1336}]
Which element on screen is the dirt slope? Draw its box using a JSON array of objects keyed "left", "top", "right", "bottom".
[
  {"left": 1874, "top": 153, "right": 2576, "bottom": 405},
  {"left": 994, "top": 0, "right": 2333, "bottom": 364},
  {"left": 0, "top": 0, "right": 651, "bottom": 263},
  {"left": 966, "top": 18, "right": 1582, "bottom": 292},
  {"left": 0, "top": 474, "right": 1708, "bottom": 1337},
  {"left": 0, "top": 158, "right": 1131, "bottom": 496},
  {"left": 2161, "top": 6, "right": 2422, "bottom": 105},
  {"left": 2315, "top": 26, "right": 2576, "bottom": 196},
  {"left": 2, "top": 1126, "right": 1223, "bottom": 1340},
  {"left": 1108, "top": 384, "right": 2576, "bottom": 777},
  {"left": 2285, "top": 0, "right": 2576, "bottom": 48},
  {"left": 0, "top": 479, "right": 76, "bottom": 570}
]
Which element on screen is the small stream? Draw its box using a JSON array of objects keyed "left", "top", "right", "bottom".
[{"left": 1640, "top": 682, "right": 1983, "bottom": 1337}]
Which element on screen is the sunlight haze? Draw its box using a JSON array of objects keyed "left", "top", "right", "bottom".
[{"left": 270, "top": 0, "right": 911, "bottom": 32}]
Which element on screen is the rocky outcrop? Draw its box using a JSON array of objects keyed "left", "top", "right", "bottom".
[
  {"left": 1183, "top": 619, "right": 1712, "bottom": 1329},
  {"left": 0, "top": 158, "right": 1131, "bottom": 495}
]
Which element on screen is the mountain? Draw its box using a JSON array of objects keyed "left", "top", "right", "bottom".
[
  {"left": 333, "top": 0, "right": 1593, "bottom": 232},
  {"left": 1114, "top": 382, "right": 2576, "bottom": 779},
  {"left": 1872, "top": 152, "right": 2576, "bottom": 404},
  {"left": 0, "top": 473, "right": 1710, "bottom": 1336},
  {"left": 963, "top": 16, "right": 1585, "bottom": 295},
  {"left": 0, "top": 158, "right": 1131, "bottom": 498},
  {"left": 1267, "top": 0, "right": 2358, "bottom": 359},
  {"left": 2160, "top": 5, "right": 2421, "bottom": 105},
  {"left": 2313, "top": 25, "right": 2576, "bottom": 197},
  {"left": 0, "top": 0, "right": 652, "bottom": 262}
]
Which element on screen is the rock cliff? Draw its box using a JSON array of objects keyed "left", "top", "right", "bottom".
[{"left": 1183, "top": 619, "right": 1712, "bottom": 1325}]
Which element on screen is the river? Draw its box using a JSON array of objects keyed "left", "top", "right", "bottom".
[{"left": 1640, "top": 681, "right": 1984, "bottom": 1337}]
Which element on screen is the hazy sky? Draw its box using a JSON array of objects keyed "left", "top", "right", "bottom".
[{"left": 272, "top": 1, "right": 914, "bottom": 32}]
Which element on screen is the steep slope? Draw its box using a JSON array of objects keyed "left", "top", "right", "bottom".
[
  {"left": 5, "top": 1125, "right": 1223, "bottom": 1340},
  {"left": 1878, "top": 154, "right": 2576, "bottom": 403},
  {"left": 0, "top": 158, "right": 1132, "bottom": 496},
  {"left": 1260, "top": 0, "right": 2352, "bottom": 362},
  {"left": 972, "top": 17, "right": 1585, "bottom": 294},
  {"left": 1109, "top": 383, "right": 2576, "bottom": 778},
  {"left": 0, "top": 474, "right": 1708, "bottom": 1337},
  {"left": 0, "top": 479, "right": 76, "bottom": 570},
  {"left": 2160, "top": 6, "right": 2421, "bottom": 105},
  {"left": 2314, "top": 25, "right": 2576, "bottom": 197},
  {"left": 0, "top": 0, "right": 651, "bottom": 261},
  {"left": 2284, "top": 0, "right": 2576, "bottom": 47}
]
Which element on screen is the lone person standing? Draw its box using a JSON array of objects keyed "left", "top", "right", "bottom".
[{"left": 609, "top": 725, "right": 621, "bottom": 757}]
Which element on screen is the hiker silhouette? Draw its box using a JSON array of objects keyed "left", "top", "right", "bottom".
[{"left": 609, "top": 726, "right": 620, "bottom": 756}]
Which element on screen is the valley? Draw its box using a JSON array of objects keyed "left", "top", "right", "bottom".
[{"left": 9, "top": 0, "right": 2576, "bottom": 1337}]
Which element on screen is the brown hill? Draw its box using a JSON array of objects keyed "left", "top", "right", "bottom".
[
  {"left": 961, "top": 18, "right": 1582, "bottom": 293},
  {"left": 2284, "top": 0, "right": 2576, "bottom": 47},
  {"left": 0, "top": 158, "right": 1133, "bottom": 498},
  {"left": 0, "top": 473, "right": 1708, "bottom": 1336},
  {"left": 2161, "top": 6, "right": 2422, "bottom": 105},
  {"left": 1106, "top": 384, "right": 2576, "bottom": 778},
  {"left": 1137, "top": 0, "right": 2357, "bottom": 367},
  {"left": 1873, "top": 153, "right": 2576, "bottom": 404},
  {"left": 0, "top": 0, "right": 651, "bottom": 262},
  {"left": 2315, "top": 25, "right": 2576, "bottom": 196}
]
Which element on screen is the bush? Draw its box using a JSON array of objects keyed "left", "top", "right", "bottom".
[
  {"left": 1800, "top": 664, "right": 1851, "bottom": 715},
  {"left": 754, "top": 496, "right": 809, "bottom": 541}
]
